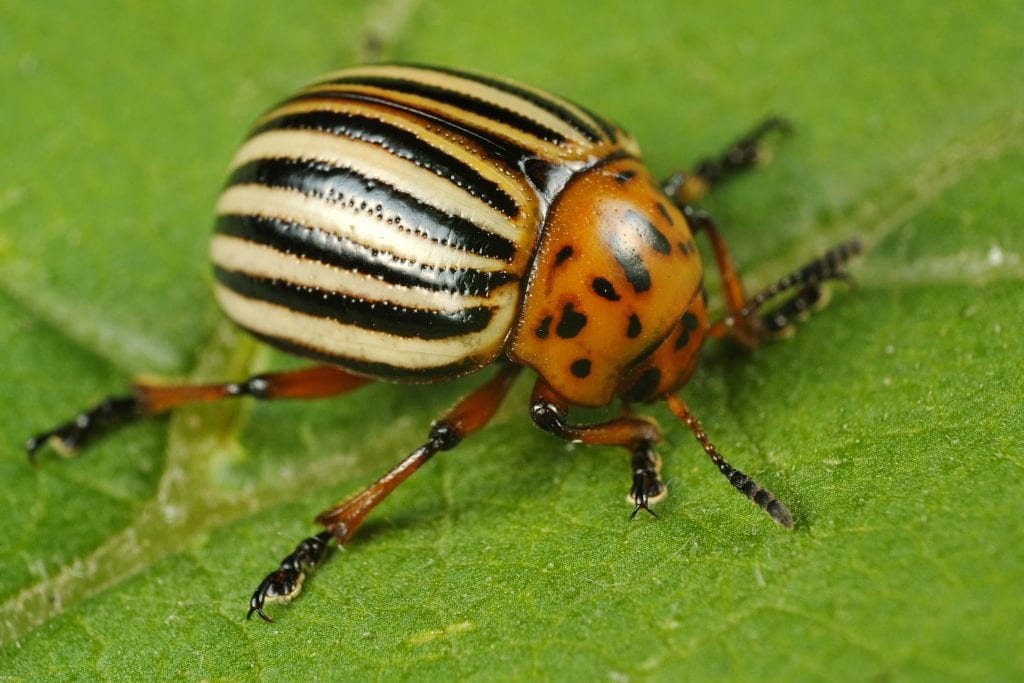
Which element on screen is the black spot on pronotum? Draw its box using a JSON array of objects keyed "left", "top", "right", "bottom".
[
  {"left": 655, "top": 202, "right": 673, "bottom": 225},
  {"left": 556, "top": 303, "right": 587, "bottom": 339},
  {"left": 614, "top": 169, "right": 636, "bottom": 184},
  {"left": 554, "top": 245, "right": 573, "bottom": 266},
  {"left": 681, "top": 311, "right": 699, "bottom": 331},
  {"left": 570, "top": 358, "right": 591, "bottom": 378},
  {"left": 627, "top": 314, "right": 642, "bottom": 339},
  {"left": 535, "top": 315, "right": 552, "bottom": 339},
  {"left": 612, "top": 245, "right": 651, "bottom": 293},
  {"left": 624, "top": 367, "right": 662, "bottom": 402},
  {"left": 675, "top": 328, "right": 690, "bottom": 350},
  {"left": 592, "top": 277, "right": 620, "bottom": 301},
  {"left": 677, "top": 241, "right": 688, "bottom": 255},
  {"left": 625, "top": 210, "right": 671, "bottom": 255}
]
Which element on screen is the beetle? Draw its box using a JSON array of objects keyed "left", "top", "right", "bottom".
[{"left": 25, "top": 64, "right": 861, "bottom": 622}]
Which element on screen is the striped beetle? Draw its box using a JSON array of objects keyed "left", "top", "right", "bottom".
[{"left": 26, "top": 64, "right": 861, "bottom": 621}]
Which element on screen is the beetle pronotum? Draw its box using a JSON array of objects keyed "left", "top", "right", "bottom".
[{"left": 26, "top": 64, "right": 860, "bottom": 621}]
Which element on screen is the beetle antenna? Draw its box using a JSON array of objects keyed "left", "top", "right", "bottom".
[{"left": 665, "top": 394, "right": 793, "bottom": 528}]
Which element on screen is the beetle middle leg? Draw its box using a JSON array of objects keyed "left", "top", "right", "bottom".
[
  {"left": 25, "top": 364, "right": 372, "bottom": 459},
  {"left": 247, "top": 362, "right": 522, "bottom": 622},
  {"left": 528, "top": 378, "right": 665, "bottom": 517}
]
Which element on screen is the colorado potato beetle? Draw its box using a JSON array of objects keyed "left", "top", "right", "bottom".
[{"left": 26, "top": 64, "right": 861, "bottom": 622}]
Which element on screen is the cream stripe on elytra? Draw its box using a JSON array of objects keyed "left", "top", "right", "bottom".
[
  {"left": 210, "top": 234, "right": 501, "bottom": 312},
  {"left": 229, "top": 129, "right": 524, "bottom": 245},
  {"left": 306, "top": 83, "right": 569, "bottom": 160},
  {"left": 214, "top": 283, "right": 518, "bottom": 369},
  {"left": 254, "top": 97, "right": 533, "bottom": 211},
  {"left": 331, "top": 64, "right": 592, "bottom": 145},
  {"left": 216, "top": 184, "right": 508, "bottom": 273}
]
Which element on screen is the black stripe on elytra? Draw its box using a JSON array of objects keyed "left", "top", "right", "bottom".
[
  {"left": 214, "top": 214, "right": 516, "bottom": 297},
  {"left": 215, "top": 266, "right": 494, "bottom": 340},
  {"left": 420, "top": 64, "right": 603, "bottom": 142},
  {"left": 624, "top": 210, "right": 671, "bottom": 255},
  {"left": 281, "top": 90, "right": 534, "bottom": 169},
  {"left": 227, "top": 157, "right": 517, "bottom": 262},
  {"left": 578, "top": 104, "right": 620, "bottom": 141},
  {"left": 252, "top": 109, "right": 520, "bottom": 218},
  {"left": 245, "top": 329, "right": 478, "bottom": 382},
  {"left": 325, "top": 75, "right": 567, "bottom": 145}
]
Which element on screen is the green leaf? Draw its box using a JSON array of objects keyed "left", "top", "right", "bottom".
[{"left": 2, "top": 1, "right": 1021, "bottom": 679}]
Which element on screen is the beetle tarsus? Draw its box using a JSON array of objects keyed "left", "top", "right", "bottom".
[
  {"left": 666, "top": 395, "right": 794, "bottom": 529},
  {"left": 629, "top": 440, "right": 665, "bottom": 518},
  {"left": 246, "top": 531, "right": 333, "bottom": 622},
  {"left": 25, "top": 395, "right": 140, "bottom": 460},
  {"left": 664, "top": 115, "right": 793, "bottom": 202},
  {"left": 739, "top": 238, "right": 863, "bottom": 340}
]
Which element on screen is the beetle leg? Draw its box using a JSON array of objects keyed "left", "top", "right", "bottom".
[
  {"left": 665, "top": 394, "right": 793, "bottom": 528},
  {"left": 25, "top": 365, "right": 371, "bottom": 460},
  {"left": 679, "top": 207, "right": 861, "bottom": 345},
  {"left": 247, "top": 363, "right": 522, "bottom": 622},
  {"left": 528, "top": 379, "right": 665, "bottom": 517},
  {"left": 662, "top": 116, "right": 792, "bottom": 203},
  {"left": 729, "top": 238, "right": 862, "bottom": 339},
  {"left": 679, "top": 207, "right": 760, "bottom": 347}
]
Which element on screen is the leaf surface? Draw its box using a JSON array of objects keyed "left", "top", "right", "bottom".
[{"left": 1, "top": 1, "right": 1021, "bottom": 679}]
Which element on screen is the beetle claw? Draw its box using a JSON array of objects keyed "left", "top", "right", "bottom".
[
  {"left": 246, "top": 531, "right": 332, "bottom": 623},
  {"left": 247, "top": 570, "right": 298, "bottom": 622}
]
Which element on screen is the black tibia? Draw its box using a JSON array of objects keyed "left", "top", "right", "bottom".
[
  {"left": 667, "top": 395, "right": 793, "bottom": 528},
  {"left": 741, "top": 238, "right": 863, "bottom": 337},
  {"left": 663, "top": 116, "right": 792, "bottom": 200},
  {"left": 247, "top": 531, "right": 333, "bottom": 622},
  {"left": 25, "top": 395, "right": 139, "bottom": 459},
  {"left": 629, "top": 440, "right": 665, "bottom": 519}
]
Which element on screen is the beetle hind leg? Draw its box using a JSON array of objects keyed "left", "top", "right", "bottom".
[
  {"left": 25, "top": 395, "right": 140, "bottom": 458},
  {"left": 25, "top": 364, "right": 371, "bottom": 461}
]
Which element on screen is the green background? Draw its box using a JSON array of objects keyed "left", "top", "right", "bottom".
[{"left": 1, "top": 1, "right": 1021, "bottom": 680}]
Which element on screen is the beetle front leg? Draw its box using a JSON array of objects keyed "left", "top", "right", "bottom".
[
  {"left": 529, "top": 379, "right": 665, "bottom": 517},
  {"left": 727, "top": 238, "right": 863, "bottom": 339},
  {"left": 663, "top": 116, "right": 792, "bottom": 203},
  {"left": 666, "top": 394, "right": 793, "bottom": 528},
  {"left": 679, "top": 207, "right": 862, "bottom": 346},
  {"left": 247, "top": 363, "right": 522, "bottom": 622}
]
